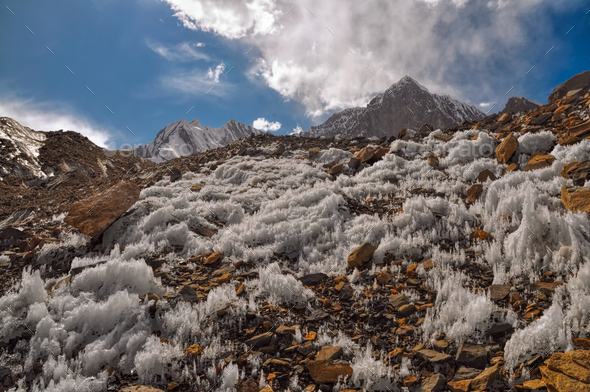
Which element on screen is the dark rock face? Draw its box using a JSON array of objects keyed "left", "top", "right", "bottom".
[
  {"left": 305, "top": 76, "right": 484, "bottom": 138},
  {"left": 549, "top": 70, "right": 590, "bottom": 103},
  {"left": 501, "top": 96, "right": 541, "bottom": 114}
]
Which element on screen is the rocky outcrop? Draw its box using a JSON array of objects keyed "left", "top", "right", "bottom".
[
  {"left": 541, "top": 350, "right": 590, "bottom": 392},
  {"left": 63, "top": 181, "right": 140, "bottom": 239},
  {"left": 549, "top": 71, "right": 590, "bottom": 104},
  {"left": 501, "top": 96, "right": 541, "bottom": 114}
]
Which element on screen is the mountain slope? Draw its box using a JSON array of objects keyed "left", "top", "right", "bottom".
[
  {"left": 501, "top": 96, "right": 541, "bottom": 114},
  {"left": 306, "top": 75, "right": 485, "bottom": 138},
  {"left": 133, "top": 118, "right": 262, "bottom": 162},
  {"left": 0, "top": 117, "right": 47, "bottom": 178}
]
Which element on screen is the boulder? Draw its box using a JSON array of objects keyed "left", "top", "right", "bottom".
[
  {"left": 417, "top": 349, "right": 453, "bottom": 364},
  {"left": 347, "top": 243, "right": 377, "bottom": 268},
  {"left": 455, "top": 342, "right": 488, "bottom": 369},
  {"left": 354, "top": 147, "right": 374, "bottom": 163},
  {"left": 308, "top": 147, "right": 321, "bottom": 158},
  {"left": 64, "top": 181, "right": 140, "bottom": 239},
  {"left": 421, "top": 373, "right": 446, "bottom": 392},
  {"left": 348, "top": 157, "right": 361, "bottom": 170},
  {"left": 524, "top": 154, "right": 556, "bottom": 171},
  {"left": 541, "top": 350, "right": 590, "bottom": 392},
  {"left": 245, "top": 332, "right": 273, "bottom": 349},
  {"left": 495, "top": 133, "right": 518, "bottom": 164},
  {"left": 561, "top": 186, "right": 590, "bottom": 213},
  {"left": 561, "top": 160, "right": 590, "bottom": 186},
  {"left": 169, "top": 167, "right": 182, "bottom": 182},
  {"left": 470, "top": 364, "right": 499, "bottom": 391}
]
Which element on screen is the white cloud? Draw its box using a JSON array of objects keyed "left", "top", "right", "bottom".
[
  {"left": 147, "top": 40, "right": 209, "bottom": 61},
  {"left": 253, "top": 117, "right": 281, "bottom": 132},
  {"left": 163, "top": 0, "right": 578, "bottom": 117},
  {"left": 290, "top": 125, "right": 303, "bottom": 135},
  {"left": 478, "top": 102, "right": 495, "bottom": 108},
  {"left": 207, "top": 62, "right": 226, "bottom": 83},
  {"left": 0, "top": 98, "right": 112, "bottom": 147}
]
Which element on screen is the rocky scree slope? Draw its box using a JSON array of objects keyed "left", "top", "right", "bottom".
[
  {"left": 0, "top": 84, "right": 590, "bottom": 392},
  {"left": 305, "top": 75, "right": 485, "bottom": 139}
]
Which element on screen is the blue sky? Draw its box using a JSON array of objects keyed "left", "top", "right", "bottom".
[{"left": 1, "top": 0, "right": 589, "bottom": 148}]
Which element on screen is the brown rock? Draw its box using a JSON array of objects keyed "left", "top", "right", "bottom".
[
  {"left": 190, "top": 184, "right": 202, "bottom": 192},
  {"left": 447, "top": 379, "right": 471, "bottom": 392},
  {"left": 569, "top": 120, "right": 590, "bottom": 139},
  {"left": 417, "top": 349, "right": 453, "bottom": 364},
  {"left": 477, "top": 169, "right": 497, "bottom": 182},
  {"left": 275, "top": 325, "right": 299, "bottom": 335},
  {"left": 245, "top": 332, "right": 273, "bottom": 349},
  {"left": 470, "top": 364, "right": 499, "bottom": 391},
  {"left": 561, "top": 186, "right": 590, "bottom": 213},
  {"left": 433, "top": 134, "right": 453, "bottom": 142},
  {"left": 373, "top": 147, "right": 390, "bottom": 160},
  {"left": 466, "top": 184, "right": 483, "bottom": 202},
  {"left": 471, "top": 227, "right": 490, "bottom": 241},
  {"left": 167, "top": 382, "right": 179, "bottom": 391},
  {"left": 316, "top": 346, "right": 343, "bottom": 361},
  {"left": 212, "top": 273, "right": 232, "bottom": 284},
  {"left": 495, "top": 133, "right": 518, "bottom": 164},
  {"left": 505, "top": 163, "right": 518, "bottom": 173},
  {"left": 403, "top": 374, "right": 418, "bottom": 387},
  {"left": 355, "top": 147, "right": 374, "bottom": 163},
  {"left": 546, "top": 351, "right": 590, "bottom": 383},
  {"left": 421, "top": 373, "right": 446, "bottom": 392},
  {"left": 376, "top": 271, "right": 394, "bottom": 283},
  {"left": 524, "top": 154, "right": 556, "bottom": 171},
  {"left": 561, "top": 160, "right": 590, "bottom": 185},
  {"left": 489, "top": 284, "right": 511, "bottom": 301},
  {"left": 308, "top": 147, "right": 321, "bottom": 158},
  {"left": 64, "top": 181, "right": 140, "bottom": 239},
  {"left": 541, "top": 365, "right": 590, "bottom": 392},
  {"left": 194, "top": 226, "right": 215, "bottom": 237},
  {"left": 237, "top": 379, "right": 259, "bottom": 392},
  {"left": 348, "top": 157, "right": 361, "bottom": 170},
  {"left": 184, "top": 344, "right": 203, "bottom": 356},
  {"left": 259, "top": 386, "right": 274, "bottom": 392},
  {"left": 328, "top": 163, "right": 343, "bottom": 175},
  {"left": 455, "top": 342, "right": 488, "bottom": 369},
  {"left": 398, "top": 304, "right": 417, "bottom": 317},
  {"left": 573, "top": 338, "right": 590, "bottom": 348},
  {"left": 204, "top": 251, "right": 223, "bottom": 266},
  {"left": 306, "top": 360, "right": 352, "bottom": 384},
  {"left": 530, "top": 281, "right": 564, "bottom": 295},
  {"left": 389, "top": 293, "right": 410, "bottom": 310},
  {"left": 523, "top": 379, "right": 546, "bottom": 390},
  {"left": 428, "top": 155, "right": 439, "bottom": 167},
  {"left": 120, "top": 387, "right": 164, "bottom": 392},
  {"left": 347, "top": 243, "right": 377, "bottom": 268},
  {"left": 558, "top": 134, "right": 583, "bottom": 146}
]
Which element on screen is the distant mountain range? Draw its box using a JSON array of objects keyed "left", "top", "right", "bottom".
[
  {"left": 501, "top": 96, "right": 541, "bottom": 114},
  {"left": 305, "top": 75, "right": 485, "bottom": 138},
  {"left": 133, "top": 119, "right": 262, "bottom": 162}
]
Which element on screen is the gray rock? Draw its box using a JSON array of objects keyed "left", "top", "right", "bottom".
[{"left": 455, "top": 342, "right": 488, "bottom": 369}]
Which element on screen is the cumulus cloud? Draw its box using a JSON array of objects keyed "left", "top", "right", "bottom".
[
  {"left": 479, "top": 102, "right": 495, "bottom": 108},
  {"left": 207, "top": 62, "right": 226, "bottom": 83},
  {"left": 163, "top": 0, "right": 579, "bottom": 117},
  {"left": 290, "top": 125, "right": 303, "bottom": 135},
  {"left": 147, "top": 40, "right": 209, "bottom": 61},
  {"left": 0, "top": 98, "right": 112, "bottom": 147},
  {"left": 253, "top": 117, "right": 281, "bottom": 132}
]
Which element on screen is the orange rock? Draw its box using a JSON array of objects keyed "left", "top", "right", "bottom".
[
  {"left": 561, "top": 186, "right": 590, "bottom": 213},
  {"left": 470, "top": 364, "right": 500, "bottom": 391},
  {"left": 505, "top": 162, "right": 518, "bottom": 173},
  {"left": 306, "top": 360, "right": 352, "bottom": 384},
  {"left": 213, "top": 273, "right": 232, "bottom": 284},
  {"left": 354, "top": 147, "right": 375, "bottom": 163},
  {"left": 376, "top": 271, "right": 394, "bottom": 283},
  {"left": 421, "top": 259, "right": 435, "bottom": 270},
  {"left": 495, "top": 133, "right": 518, "bottom": 164},
  {"left": 471, "top": 227, "right": 490, "bottom": 241},
  {"left": 524, "top": 154, "right": 556, "bottom": 171},
  {"left": 403, "top": 375, "right": 418, "bottom": 387},
  {"left": 573, "top": 337, "right": 590, "bottom": 348},
  {"left": 305, "top": 332, "right": 317, "bottom": 341},
  {"left": 190, "top": 184, "right": 202, "bottom": 192},
  {"left": 347, "top": 243, "right": 377, "bottom": 268},
  {"left": 406, "top": 263, "right": 418, "bottom": 278},
  {"left": 204, "top": 251, "right": 223, "bottom": 265},
  {"left": 522, "top": 379, "right": 546, "bottom": 390},
  {"left": 185, "top": 344, "right": 203, "bottom": 356},
  {"left": 447, "top": 379, "right": 471, "bottom": 392}
]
